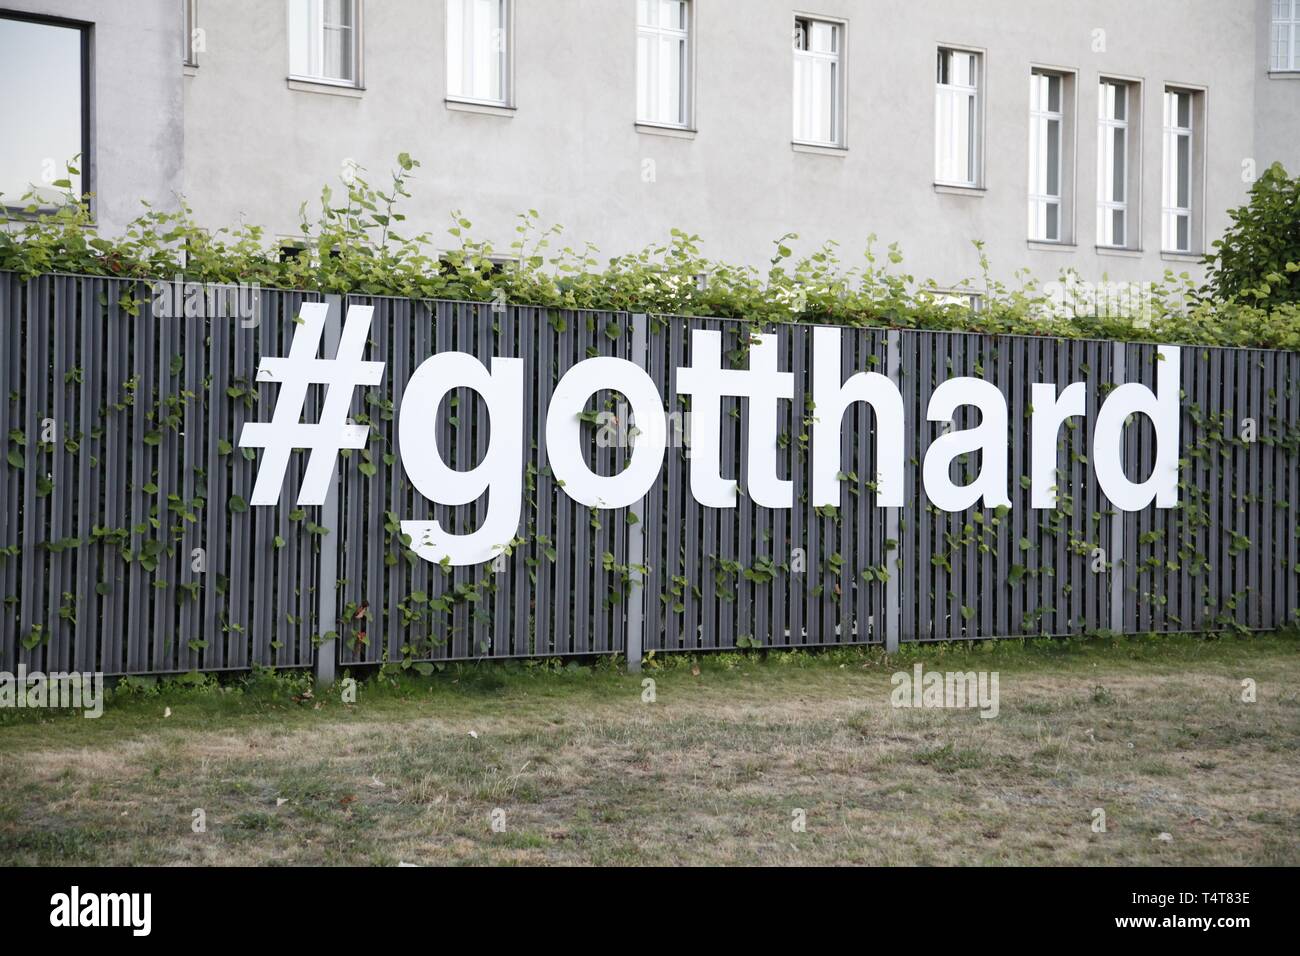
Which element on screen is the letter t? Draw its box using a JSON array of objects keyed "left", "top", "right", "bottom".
[{"left": 675, "top": 330, "right": 793, "bottom": 509}]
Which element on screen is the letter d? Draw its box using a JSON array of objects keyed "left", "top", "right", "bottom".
[{"left": 1093, "top": 346, "right": 1180, "bottom": 511}]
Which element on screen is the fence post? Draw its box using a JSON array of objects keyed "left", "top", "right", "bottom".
[
  {"left": 625, "top": 312, "right": 648, "bottom": 673},
  {"left": 314, "top": 294, "right": 343, "bottom": 686},
  {"left": 1108, "top": 342, "right": 1126, "bottom": 635},
  {"left": 885, "top": 329, "right": 901, "bottom": 653}
]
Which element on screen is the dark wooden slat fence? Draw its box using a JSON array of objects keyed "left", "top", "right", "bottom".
[{"left": 0, "top": 272, "right": 1295, "bottom": 676}]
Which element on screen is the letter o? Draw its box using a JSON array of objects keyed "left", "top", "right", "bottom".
[{"left": 546, "top": 357, "right": 666, "bottom": 508}]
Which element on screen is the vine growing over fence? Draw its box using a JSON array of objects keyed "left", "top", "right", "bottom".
[{"left": 3, "top": 154, "right": 1300, "bottom": 350}]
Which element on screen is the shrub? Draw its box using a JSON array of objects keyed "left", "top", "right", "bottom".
[{"left": 1205, "top": 161, "right": 1300, "bottom": 307}]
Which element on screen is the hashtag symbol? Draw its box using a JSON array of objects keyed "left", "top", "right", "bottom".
[{"left": 239, "top": 302, "right": 386, "bottom": 506}]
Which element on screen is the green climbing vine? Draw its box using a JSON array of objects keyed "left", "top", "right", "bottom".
[{"left": 2, "top": 154, "right": 1300, "bottom": 349}]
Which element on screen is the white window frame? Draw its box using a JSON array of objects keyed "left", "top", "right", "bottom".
[
  {"left": 1097, "top": 77, "right": 1139, "bottom": 249},
  {"left": 637, "top": 0, "right": 693, "bottom": 129},
  {"left": 792, "top": 14, "right": 846, "bottom": 149},
  {"left": 446, "top": 0, "right": 513, "bottom": 109},
  {"left": 287, "top": 0, "right": 362, "bottom": 88},
  {"left": 0, "top": 11, "right": 91, "bottom": 211},
  {"left": 1161, "top": 86, "right": 1201, "bottom": 254},
  {"left": 183, "top": 0, "right": 198, "bottom": 67},
  {"left": 1273, "top": 0, "right": 1300, "bottom": 72},
  {"left": 935, "top": 46, "right": 983, "bottom": 188},
  {"left": 1028, "top": 70, "right": 1069, "bottom": 242}
]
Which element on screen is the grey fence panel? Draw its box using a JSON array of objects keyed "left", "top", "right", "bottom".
[
  {"left": 896, "top": 331, "right": 1121, "bottom": 641},
  {"left": 0, "top": 274, "right": 323, "bottom": 675},
  {"left": 332, "top": 297, "right": 631, "bottom": 668},
  {"left": 1143, "top": 344, "right": 1298, "bottom": 635},
  {"left": 1280, "top": 352, "right": 1300, "bottom": 627},
  {"left": 640, "top": 316, "right": 890, "bottom": 652},
  {"left": 2, "top": 271, "right": 1299, "bottom": 677},
  {"left": 1284, "top": 351, "right": 1294, "bottom": 621}
]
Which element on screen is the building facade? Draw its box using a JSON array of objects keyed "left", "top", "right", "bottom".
[{"left": 2, "top": 0, "right": 1298, "bottom": 291}]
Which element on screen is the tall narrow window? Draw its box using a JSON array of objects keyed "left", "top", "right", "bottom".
[
  {"left": 936, "top": 48, "right": 981, "bottom": 186},
  {"left": 1162, "top": 88, "right": 1198, "bottom": 253},
  {"left": 1028, "top": 71, "right": 1065, "bottom": 241},
  {"left": 1097, "top": 79, "right": 1132, "bottom": 248},
  {"left": 447, "top": 0, "right": 510, "bottom": 106},
  {"left": 0, "top": 13, "right": 88, "bottom": 207},
  {"left": 637, "top": 1, "right": 690, "bottom": 127},
  {"left": 793, "top": 17, "right": 844, "bottom": 147},
  {"left": 183, "top": 0, "right": 198, "bottom": 66},
  {"left": 1273, "top": 0, "right": 1299, "bottom": 72},
  {"left": 288, "top": 0, "right": 359, "bottom": 86}
]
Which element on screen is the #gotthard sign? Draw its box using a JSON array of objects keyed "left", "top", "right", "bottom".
[{"left": 241, "top": 304, "right": 1180, "bottom": 567}]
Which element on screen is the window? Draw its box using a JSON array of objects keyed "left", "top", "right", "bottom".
[
  {"left": 0, "top": 13, "right": 88, "bottom": 208},
  {"left": 1161, "top": 88, "right": 1200, "bottom": 253},
  {"left": 931, "top": 290, "right": 984, "bottom": 312},
  {"left": 1273, "top": 0, "right": 1300, "bottom": 72},
  {"left": 288, "top": 0, "right": 360, "bottom": 86},
  {"left": 183, "top": 0, "right": 198, "bottom": 66},
  {"left": 637, "top": 1, "right": 691, "bottom": 127},
  {"left": 1028, "top": 71, "right": 1066, "bottom": 241},
  {"left": 1097, "top": 79, "right": 1137, "bottom": 248},
  {"left": 936, "top": 48, "right": 981, "bottom": 186},
  {"left": 793, "top": 17, "right": 844, "bottom": 147},
  {"left": 447, "top": 0, "right": 511, "bottom": 106}
]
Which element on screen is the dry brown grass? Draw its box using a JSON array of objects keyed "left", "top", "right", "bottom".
[{"left": 1, "top": 638, "right": 1297, "bottom": 865}]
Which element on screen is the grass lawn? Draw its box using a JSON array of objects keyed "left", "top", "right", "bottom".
[{"left": 1, "top": 633, "right": 1298, "bottom": 866}]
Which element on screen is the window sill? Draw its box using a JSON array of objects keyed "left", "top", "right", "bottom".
[
  {"left": 287, "top": 78, "right": 364, "bottom": 98},
  {"left": 636, "top": 122, "right": 697, "bottom": 140},
  {"left": 1095, "top": 244, "right": 1144, "bottom": 258},
  {"left": 183, "top": 63, "right": 198, "bottom": 77},
  {"left": 1266, "top": 70, "right": 1300, "bottom": 79},
  {"left": 1027, "top": 239, "right": 1077, "bottom": 252},
  {"left": 933, "top": 182, "right": 986, "bottom": 197},
  {"left": 1160, "top": 251, "right": 1204, "bottom": 263},
  {"left": 445, "top": 98, "right": 515, "bottom": 117},
  {"left": 3, "top": 203, "right": 96, "bottom": 226},
  {"left": 792, "top": 141, "right": 847, "bottom": 157}
]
